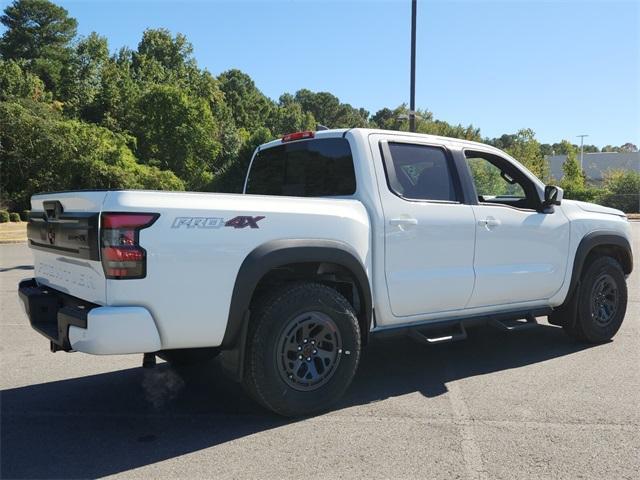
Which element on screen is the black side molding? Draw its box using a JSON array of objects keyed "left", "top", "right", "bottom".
[
  {"left": 566, "top": 231, "right": 633, "bottom": 300},
  {"left": 221, "top": 239, "right": 372, "bottom": 350}
]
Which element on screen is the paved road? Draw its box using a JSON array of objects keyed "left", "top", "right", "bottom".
[{"left": 1, "top": 225, "right": 639, "bottom": 479}]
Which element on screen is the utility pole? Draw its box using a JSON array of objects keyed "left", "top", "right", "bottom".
[
  {"left": 409, "top": 0, "right": 417, "bottom": 132},
  {"left": 577, "top": 134, "right": 589, "bottom": 170}
]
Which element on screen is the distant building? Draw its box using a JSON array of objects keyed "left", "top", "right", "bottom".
[{"left": 548, "top": 152, "right": 640, "bottom": 183}]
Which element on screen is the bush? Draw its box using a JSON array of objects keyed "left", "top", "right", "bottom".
[
  {"left": 20, "top": 210, "right": 30, "bottom": 221},
  {"left": 0, "top": 210, "right": 9, "bottom": 223},
  {"left": 560, "top": 183, "right": 599, "bottom": 203},
  {"left": 597, "top": 170, "right": 640, "bottom": 213},
  {"left": 9, "top": 212, "right": 21, "bottom": 222}
]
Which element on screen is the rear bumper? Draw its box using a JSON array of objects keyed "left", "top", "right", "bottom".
[{"left": 18, "top": 279, "right": 161, "bottom": 355}]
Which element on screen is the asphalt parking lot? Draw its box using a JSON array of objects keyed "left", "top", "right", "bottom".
[{"left": 1, "top": 224, "right": 638, "bottom": 479}]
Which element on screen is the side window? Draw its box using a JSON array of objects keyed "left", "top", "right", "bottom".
[
  {"left": 465, "top": 151, "right": 538, "bottom": 209},
  {"left": 384, "top": 143, "right": 458, "bottom": 202}
]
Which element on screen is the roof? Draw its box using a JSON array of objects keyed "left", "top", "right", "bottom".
[{"left": 259, "top": 128, "right": 501, "bottom": 154}]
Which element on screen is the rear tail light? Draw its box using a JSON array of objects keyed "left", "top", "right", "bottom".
[
  {"left": 100, "top": 213, "right": 159, "bottom": 279},
  {"left": 281, "top": 131, "right": 314, "bottom": 142}
]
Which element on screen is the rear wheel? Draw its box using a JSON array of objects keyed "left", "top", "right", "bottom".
[
  {"left": 555, "top": 256, "right": 627, "bottom": 343},
  {"left": 243, "top": 282, "right": 361, "bottom": 417}
]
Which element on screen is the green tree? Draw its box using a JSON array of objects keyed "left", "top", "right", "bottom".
[
  {"left": 133, "top": 28, "right": 195, "bottom": 76},
  {"left": 0, "top": 0, "right": 77, "bottom": 94},
  {"left": 91, "top": 48, "right": 140, "bottom": 131},
  {"left": 218, "top": 69, "right": 274, "bottom": 132},
  {"left": 131, "top": 84, "right": 221, "bottom": 189},
  {"left": 0, "top": 58, "right": 48, "bottom": 101},
  {"left": 292, "top": 89, "right": 368, "bottom": 128},
  {"left": 597, "top": 170, "right": 640, "bottom": 213},
  {"left": 560, "top": 140, "right": 583, "bottom": 186},
  {"left": 619, "top": 142, "right": 638, "bottom": 153},
  {"left": 371, "top": 104, "right": 481, "bottom": 141},
  {"left": 0, "top": 100, "right": 183, "bottom": 210},
  {"left": 62, "top": 32, "right": 110, "bottom": 118},
  {"left": 504, "top": 128, "right": 548, "bottom": 180},
  {"left": 269, "top": 95, "right": 315, "bottom": 135},
  {"left": 211, "top": 127, "right": 273, "bottom": 193},
  {"left": 557, "top": 140, "right": 597, "bottom": 201}
]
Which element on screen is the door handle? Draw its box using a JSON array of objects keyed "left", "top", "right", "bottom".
[
  {"left": 389, "top": 217, "right": 418, "bottom": 227},
  {"left": 478, "top": 217, "right": 501, "bottom": 228}
]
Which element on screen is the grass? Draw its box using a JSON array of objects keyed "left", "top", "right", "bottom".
[{"left": 0, "top": 222, "right": 27, "bottom": 243}]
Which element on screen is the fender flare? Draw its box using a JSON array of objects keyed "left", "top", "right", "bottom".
[
  {"left": 221, "top": 238, "right": 373, "bottom": 349},
  {"left": 565, "top": 230, "right": 633, "bottom": 301}
]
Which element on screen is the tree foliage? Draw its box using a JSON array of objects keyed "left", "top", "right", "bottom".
[
  {"left": 597, "top": 170, "right": 640, "bottom": 213},
  {"left": 0, "top": 100, "right": 183, "bottom": 209},
  {"left": 0, "top": 0, "right": 77, "bottom": 94},
  {"left": 131, "top": 84, "right": 221, "bottom": 188},
  {"left": 0, "top": 58, "right": 48, "bottom": 101},
  {"left": 557, "top": 140, "right": 596, "bottom": 201},
  {"left": 503, "top": 128, "right": 548, "bottom": 181},
  {"left": 0, "top": 0, "right": 637, "bottom": 213},
  {"left": 219, "top": 69, "right": 274, "bottom": 132}
]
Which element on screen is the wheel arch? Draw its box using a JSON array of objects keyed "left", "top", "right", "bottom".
[
  {"left": 566, "top": 230, "right": 633, "bottom": 301},
  {"left": 221, "top": 239, "right": 373, "bottom": 351}
]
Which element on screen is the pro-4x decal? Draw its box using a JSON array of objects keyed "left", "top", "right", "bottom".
[
  {"left": 172, "top": 215, "right": 265, "bottom": 229},
  {"left": 224, "top": 216, "right": 265, "bottom": 229}
]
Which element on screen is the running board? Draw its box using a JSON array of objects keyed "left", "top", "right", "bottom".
[
  {"left": 408, "top": 322, "right": 467, "bottom": 345},
  {"left": 489, "top": 314, "right": 538, "bottom": 332}
]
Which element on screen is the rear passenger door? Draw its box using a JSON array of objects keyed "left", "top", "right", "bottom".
[{"left": 375, "top": 138, "right": 477, "bottom": 318}]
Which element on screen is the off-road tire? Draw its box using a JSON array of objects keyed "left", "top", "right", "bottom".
[
  {"left": 243, "top": 282, "right": 361, "bottom": 417},
  {"left": 560, "top": 256, "right": 627, "bottom": 343}
]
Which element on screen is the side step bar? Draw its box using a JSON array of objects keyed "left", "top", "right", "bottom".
[
  {"left": 405, "top": 313, "right": 540, "bottom": 346},
  {"left": 408, "top": 323, "right": 467, "bottom": 345},
  {"left": 489, "top": 314, "right": 538, "bottom": 332},
  {"left": 374, "top": 307, "right": 551, "bottom": 345}
]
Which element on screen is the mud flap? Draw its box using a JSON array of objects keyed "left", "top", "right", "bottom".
[{"left": 219, "top": 311, "right": 250, "bottom": 382}]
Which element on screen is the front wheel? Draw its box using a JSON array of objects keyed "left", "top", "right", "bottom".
[
  {"left": 562, "top": 256, "right": 627, "bottom": 343},
  {"left": 243, "top": 282, "right": 361, "bottom": 417}
]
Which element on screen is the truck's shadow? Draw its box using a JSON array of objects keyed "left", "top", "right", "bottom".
[{"left": 1, "top": 323, "right": 592, "bottom": 479}]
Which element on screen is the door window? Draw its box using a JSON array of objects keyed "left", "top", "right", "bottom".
[
  {"left": 384, "top": 143, "right": 459, "bottom": 202},
  {"left": 465, "top": 151, "right": 539, "bottom": 210}
]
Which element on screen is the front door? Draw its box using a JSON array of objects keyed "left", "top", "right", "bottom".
[{"left": 464, "top": 150, "right": 571, "bottom": 307}]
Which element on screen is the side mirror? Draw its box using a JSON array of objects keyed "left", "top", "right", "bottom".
[{"left": 543, "top": 185, "right": 563, "bottom": 207}]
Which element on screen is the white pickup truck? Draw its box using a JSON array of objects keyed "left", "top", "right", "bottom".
[{"left": 19, "top": 128, "right": 633, "bottom": 416}]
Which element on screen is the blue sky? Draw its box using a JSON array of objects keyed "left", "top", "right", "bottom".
[{"left": 3, "top": 0, "right": 639, "bottom": 147}]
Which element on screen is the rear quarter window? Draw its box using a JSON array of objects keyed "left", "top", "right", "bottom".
[{"left": 245, "top": 138, "right": 356, "bottom": 197}]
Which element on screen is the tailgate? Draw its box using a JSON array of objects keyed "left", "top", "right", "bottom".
[{"left": 28, "top": 192, "right": 108, "bottom": 304}]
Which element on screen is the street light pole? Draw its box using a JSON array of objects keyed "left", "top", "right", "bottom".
[
  {"left": 577, "top": 134, "right": 589, "bottom": 170},
  {"left": 409, "top": 0, "right": 417, "bottom": 132}
]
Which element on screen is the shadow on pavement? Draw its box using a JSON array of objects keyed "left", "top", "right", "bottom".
[
  {"left": 1, "top": 323, "right": 592, "bottom": 478},
  {"left": 0, "top": 265, "right": 33, "bottom": 273}
]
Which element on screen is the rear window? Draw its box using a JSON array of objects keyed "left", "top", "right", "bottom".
[{"left": 245, "top": 138, "right": 356, "bottom": 197}]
